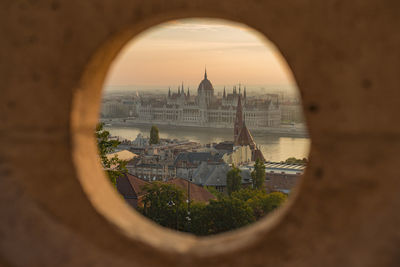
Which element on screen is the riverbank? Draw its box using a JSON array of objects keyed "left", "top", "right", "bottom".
[
  {"left": 100, "top": 118, "right": 309, "bottom": 138},
  {"left": 103, "top": 125, "right": 310, "bottom": 162}
]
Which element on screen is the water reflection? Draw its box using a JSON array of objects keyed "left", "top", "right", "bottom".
[{"left": 105, "top": 125, "right": 310, "bottom": 162}]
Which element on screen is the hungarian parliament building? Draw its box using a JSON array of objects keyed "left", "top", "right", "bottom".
[{"left": 101, "top": 70, "right": 282, "bottom": 129}]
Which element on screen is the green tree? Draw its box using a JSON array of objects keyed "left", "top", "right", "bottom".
[
  {"left": 149, "top": 125, "right": 160, "bottom": 145},
  {"left": 187, "top": 202, "right": 210, "bottom": 236},
  {"left": 137, "top": 184, "right": 287, "bottom": 235},
  {"left": 96, "top": 123, "right": 127, "bottom": 186},
  {"left": 206, "top": 196, "right": 255, "bottom": 234},
  {"left": 226, "top": 164, "right": 242, "bottom": 195},
  {"left": 205, "top": 186, "right": 224, "bottom": 200},
  {"left": 141, "top": 182, "right": 187, "bottom": 230},
  {"left": 284, "top": 157, "right": 307, "bottom": 165},
  {"left": 232, "top": 188, "right": 266, "bottom": 219},
  {"left": 261, "top": 192, "right": 287, "bottom": 213},
  {"left": 251, "top": 159, "right": 266, "bottom": 189},
  {"left": 231, "top": 188, "right": 260, "bottom": 202}
]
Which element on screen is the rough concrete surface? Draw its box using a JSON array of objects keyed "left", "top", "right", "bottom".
[{"left": 1, "top": 0, "right": 400, "bottom": 266}]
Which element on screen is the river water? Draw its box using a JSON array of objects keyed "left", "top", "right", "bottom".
[{"left": 105, "top": 125, "right": 310, "bottom": 162}]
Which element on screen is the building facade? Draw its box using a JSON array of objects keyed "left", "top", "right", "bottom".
[
  {"left": 264, "top": 162, "right": 305, "bottom": 193},
  {"left": 120, "top": 70, "right": 282, "bottom": 129}
]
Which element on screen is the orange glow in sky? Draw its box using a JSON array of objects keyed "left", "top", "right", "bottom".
[{"left": 104, "top": 19, "right": 296, "bottom": 92}]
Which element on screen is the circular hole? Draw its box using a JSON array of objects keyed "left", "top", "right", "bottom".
[{"left": 72, "top": 17, "right": 309, "bottom": 253}]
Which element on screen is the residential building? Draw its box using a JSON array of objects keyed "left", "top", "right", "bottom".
[{"left": 264, "top": 162, "right": 305, "bottom": 193}]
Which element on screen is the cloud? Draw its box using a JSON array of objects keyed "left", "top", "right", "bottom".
[{"left": 105, "top": 18, "right": 295, "bottom": 89}]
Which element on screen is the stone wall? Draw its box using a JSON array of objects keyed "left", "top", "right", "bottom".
[{"left": 1, "top": 0, "right": 400, "bottom": 267}]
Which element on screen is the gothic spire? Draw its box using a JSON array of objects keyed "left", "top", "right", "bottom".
[
  {"left": 244, "top": 86, "right": 247, "bottom": 98},
  {"left": 204, "top": 67, "right": 207, "bottom": 79},
  {"left": 187, "top": 87, "right": 190, "bottom": 97},
  {"left": 223, "top": 86, "right": 226, "bottom": 98},
  {"left": 234, "top": 94, "right": 243, "bottom": 145},
  {"left": 168, "top": 87, "right": 171, "bottom": 97}
]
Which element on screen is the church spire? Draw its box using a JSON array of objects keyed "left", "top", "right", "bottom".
[
  {"left": 244, "top": 86, "right": 247, "bottom": 98},
  {"left": 181, "top": 82, "right": 185, "bottom": 95},
  {"left": 234, "top": 94, "right": 243, "bottom": 145},
  {"left": 223, "top": 86, "right": 226, "bottom": 98},
  {"left": 204, "top": 67, "right": 207, "bottom": 79},
  {"left": 168, "top": 87, "right": 171, "bottom": 98},
  {"left": 187, "top": 87, "right": 190, "bottom": 97}
]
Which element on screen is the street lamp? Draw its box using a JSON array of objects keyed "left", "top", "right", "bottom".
[{"left": 167, "top": 195, "right": 178, "bottom": 230}]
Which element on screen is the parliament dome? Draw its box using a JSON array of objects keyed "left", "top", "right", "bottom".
[{"left": 197, "top": 69, "right": 214, "bottom": 93}]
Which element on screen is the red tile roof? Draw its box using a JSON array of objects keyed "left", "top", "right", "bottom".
[
  {"left": 118, "top": 175, "right": 215, "bottom": 204},
  {"left": 252, "top": 148, "right": 266, "bottom": 162},
  {"left": 235, "top": 125, "right": 256, "bottom": 149},
  {"left": 167, "top": 178, "right": 216, "bottom": 203},
  {"left": 125, "top": 173, "right": 149, "bottom": 197}
]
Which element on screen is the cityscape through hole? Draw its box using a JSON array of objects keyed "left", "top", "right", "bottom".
[{"left": 98, "top": 18, "right": 310, "bottom": 236}]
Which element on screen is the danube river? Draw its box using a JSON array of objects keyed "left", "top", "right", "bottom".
[{"left": 105, "top": 125, "right": 310, "bottom": 162}]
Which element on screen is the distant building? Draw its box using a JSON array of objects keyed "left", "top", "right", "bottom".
[
  {"left": 116, "top": 174, "right": 215, "bottom": 209},
  {"left": 264, "top": 162, "right": 305, "bottom": 193},
  {"left": 174, "top": 151, "right": 225, "bottom": 180},
  {"left": 116, "top": 173, "right": 149, "bottom": 208},
  {"left": 105, "top": 70, "right": 281, "bottom": 129},
  {"left": 281, "top": 102, "right": 304, "bottom": 123},
  {"left": 132, "top": 133, "right": 149, "bottom": 147},
  {"left": 233, "top": 95, "right": 265, "bottom": 162},
  {"left": 106, "top": 150, "right": 137, "bottom": 162},
  {"left": 221, "top": 145, "right": 252, "bottom": 166},
  {"left": 101, "top": 100, "right": 130, "bottom": 118},
  {"left": 128, "top": 162, "right": 173, "bottom": 181},
  {"left": 191, "top": 162, "right": 252, "bottom": 193},
  {"left": 167, "top": 178, "right": 216, "bottom": 202}
]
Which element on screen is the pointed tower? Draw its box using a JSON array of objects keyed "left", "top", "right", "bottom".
[
  {"left": 177, "top": 86, "right": 180, "bottom": 95},
  {"left": 168, "top": 87, "right": 171, "bottom": 98},
  {"left": 181, "top": 82, "right": 185, "bottom": 96},
  {"left": 244, "top": 86, "right": 247, "bottom": 99},
  {"left": 239, "top": 83, "right": 241, "bottom": 96},
  {"left": 234, "top": 95, "right": 243, "bottom": 144},
  {"left": 236, "top": 111, "right": 256, "bottom": 151},
  {"left": 187, "top": 87, "right": 190, "bottom": 97},
  {"left": 204, "top": 67, "right": 207, "bottom": 79},
  {"left": 223, "top": 86, "right": 226, "bottom": 98}
]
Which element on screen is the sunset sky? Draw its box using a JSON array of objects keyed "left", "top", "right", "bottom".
[{"left": 104, "top": 19, "right": 297, "bottom": 93}]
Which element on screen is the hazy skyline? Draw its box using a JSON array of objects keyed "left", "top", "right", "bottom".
[{"left": 104, "top": 19, "right": 297, "bottom": 94}]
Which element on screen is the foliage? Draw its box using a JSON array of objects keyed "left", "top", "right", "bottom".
[
  {"left": 149, "top": 125, "right": 160, "bottom": 145},
  {"left": 261, "top": 192, "right": 287, "bottom": 212},
  {"left": 141, "top": 182, "right": 187, "bottom": 230},
  {"left": 206, "top": 196, "right": 255, "bottom": 234},
  {"left": 231, "top": 188, "right": 260, "bottom": 202},
  {"left": 205, "top": 186, "right": 224, "bottom": 200},
  {"left": 251, "top": 159, "right": 266, "bottom": 189},
  {"left": 96, "top": 123, "right": 127, "bottom": 186},
  {"left": 188, "top": 202, "right": 210, "bottom": 235},
  {"left": 226, "top": 164, "right": 242, "bottom": 195},
  {"left": 284, "top": 157, "right": 308, "bottom": 165},
  {"left": 138, "top": 182, "right": 287, "bottom": 236},
  {"left": 235, "top": 189, "right": 287, "bottom": 219}
]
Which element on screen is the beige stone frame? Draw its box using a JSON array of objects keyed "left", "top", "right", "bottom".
[{"left": 1, "top": 1, "right": 399, "bottom": 266}]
